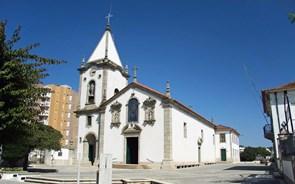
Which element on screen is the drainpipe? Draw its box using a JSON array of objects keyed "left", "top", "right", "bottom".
[
  {"left": 274, "top": 92, "right": 281, "bottom": 131},
  {"left": 274, "top": 92, "right": 282, "bottom": 171}
]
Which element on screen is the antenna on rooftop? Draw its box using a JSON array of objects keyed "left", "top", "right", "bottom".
[{"left": 243, "top": 64, "right": 269, "bottom": 124}]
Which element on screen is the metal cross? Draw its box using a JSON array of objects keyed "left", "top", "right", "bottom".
[{"left": 105, "top": 8, "right": 113, "bottom": 25}]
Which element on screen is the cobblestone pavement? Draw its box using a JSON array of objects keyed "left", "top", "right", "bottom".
[{"left": 0, "top": 162, "right": 286, "bottom": 184}]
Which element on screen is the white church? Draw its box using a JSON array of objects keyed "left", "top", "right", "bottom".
[{"left": 76, "top": 17, "right": 240, "bottom": 169}]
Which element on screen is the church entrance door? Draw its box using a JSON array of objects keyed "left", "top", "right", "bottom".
[
  {"left": 88, "top": 145, "right": 94, "bottom": 163},
  {"left": 86, "top": 134, "right": 96, "bottom": 165},
  {"left": 126, "top": 137, "right": 138, "bottom": 164}
]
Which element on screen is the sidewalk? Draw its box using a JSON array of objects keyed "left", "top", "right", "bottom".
[{"left": 0, "top": 162, "right": 287, "bottom": 184}]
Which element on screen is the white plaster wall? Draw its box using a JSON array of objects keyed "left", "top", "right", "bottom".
[
  {"left": 52, "top": 148, "right": 69, "bottom": 160},
  {"left": 103, "top": 88, "right": 164, "bottom": 163},
  {"left": 107, "top": 69, "right": 128, "bottom": 99},
  {"left": 215, "top": 131, "right": 231, "bottom": 162},
  {"left": 171, "top": 107, "right": 216, "bottom": 163},
  {"left": 282, "top": 160, "right": 295, "bottom": 182},
  {"left": 269, "top": 90, "right": 295, "bottom": 159},
  {"left": 76, "top": 114, "right": 100, "bottom": 159},
  {"left": 79, "top": 67, "right": 103, "bottom": 109},
  {"left": 231, "top": 133, "right": 240, "bottom": 162}
]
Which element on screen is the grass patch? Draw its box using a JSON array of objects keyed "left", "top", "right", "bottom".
[{"left": 1, "top": 167, "right": 23, "bottom": 172}]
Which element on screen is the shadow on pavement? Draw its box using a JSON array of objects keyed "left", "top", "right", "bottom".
[
  {"left": 27, "top": 168, "right": 57, "bottom": 173},
  {"left": 225, "top": 165, "right": 272, "bottom": 171}
]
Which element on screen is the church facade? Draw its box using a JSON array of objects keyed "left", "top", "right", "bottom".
[{"left": 76, "top": 20, "right": 240, "bottom": 169}]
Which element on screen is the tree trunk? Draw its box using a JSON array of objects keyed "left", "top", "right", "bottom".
[{"left": 22, "top": 153, "right": 29, "bottom": 171}]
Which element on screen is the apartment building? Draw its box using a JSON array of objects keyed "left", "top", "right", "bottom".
[{"left": 35, "top": 84, "right": 79, "bottom": 165}]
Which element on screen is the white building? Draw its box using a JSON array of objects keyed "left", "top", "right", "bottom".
[
  {"left": 76, "top": 19, "right": 240, "bottom": 169},
  {"left": 215, "top": 125, "right": 240, "bottom": 163},
  {"left": 262, "top": 81, "right": 295, "bottom": 182}
]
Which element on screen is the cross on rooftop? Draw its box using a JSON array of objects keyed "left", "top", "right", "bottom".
[
  {"left": 132, "top": 66, "right": 138, "bottom": 82},
  {"left": 105, "top": 10, "right": 113, "bottom": 25}
]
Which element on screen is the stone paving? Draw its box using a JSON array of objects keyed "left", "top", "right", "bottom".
[{"left": 0, "top": 162, "right": 286, "bottom": 184}]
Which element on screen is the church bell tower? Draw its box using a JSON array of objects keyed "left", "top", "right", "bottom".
[{"left": 77, "top": 13, "right": 130, "bottom": 110}]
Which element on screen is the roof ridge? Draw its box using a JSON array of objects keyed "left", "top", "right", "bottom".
[{"left": 263, "top": 81, "right": 295, "bottom": 92}]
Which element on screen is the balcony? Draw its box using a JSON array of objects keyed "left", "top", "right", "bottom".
[
  {"left": 263, "top": 124, "right": 273, "bottom": 140},
  {"left": 39, "top": 111, "right": 49, "bottom": 117},
  {"left": 40, "top": 102, "right": 50, "bottom": 107},
  {"left": 40, "top": 93, "right": 51, "bottom": 99},
  {"left": 280, "top": 134, "right": 295, "bottom": 157}
]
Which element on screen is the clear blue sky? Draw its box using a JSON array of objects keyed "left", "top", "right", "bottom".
[{"left": 2, "top": 0, "right": 295, "bottom": 147}]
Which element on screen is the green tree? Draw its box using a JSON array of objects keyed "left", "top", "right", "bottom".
[
  {"left": 289, "top": 13, "right": 295, "bottom": 24},
  {"left": 240, "top": 146, "right": 271, "bottom": 161},
  {"left": 0, "top": 20, "right": 65, "bottom": 169},
  {"left": 257, "top": 147, "right": 271, "bottom": 157},
  {"left": 240, "top": 147, "right": 257, "bottom": 161}
]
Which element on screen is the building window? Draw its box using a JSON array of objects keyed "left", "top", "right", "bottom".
[
  {"left": 87, "top": 116, "right": 92, "bottom": 127},
  {"left": 220, "top": 134, "right": 226, "bottom": 143},
  {"left": 87, "top": 80, "right": 95, "bottom": 104},
  {"left": 184, "top": 122, "right": 187, "bottom": 138},
  {"left": 58, "top": 151, "right": 63, "bottom": 157},
  {"left": 114, "top": 88, "right": 119, "bottom": 95},
  {"left": 128, "top": 98, "right": 139, "bottom": 122},
  {"left": 213, "top": 134, "right": 215, "bottom": 145}
]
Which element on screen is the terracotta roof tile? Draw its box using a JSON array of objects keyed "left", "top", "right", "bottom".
[
  {"left": 263, "top": 81, "right": 295, "bottom": 92},
  {"left": 215, "top": 124, "right": 240, "bottom": 136}
]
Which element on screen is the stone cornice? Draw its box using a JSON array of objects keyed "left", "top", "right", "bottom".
[
  {"left": 86, "top": 59, "right": 130, "bottom": 79},
  {"left": 75, "top": 104, "right": 99, "bottom": 116}
]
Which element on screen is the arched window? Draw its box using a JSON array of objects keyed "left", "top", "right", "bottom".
[
  {"left": 128, "top": 98, "right": 139, "bottom": 122},
  {"left": 88, "top": 81, "right": 95, "bottom": 104},
  {"left": 114, "top": 88, "right": 119, "bottom": 95}
]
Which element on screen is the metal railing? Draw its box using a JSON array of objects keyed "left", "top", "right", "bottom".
[
  {"left": 263, "top": 124, "right": 273, "bottom": 140},
  {"left": 280, "top": 133, "right": 295, "bottom": 157}
]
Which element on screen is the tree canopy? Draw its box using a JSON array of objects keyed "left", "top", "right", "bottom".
[
  {"left": 0, "top": 20, "right": 65, "bottom": 168},
  {"left": 240, "top": 146, "right": 271, "bottom": 162},
  {"left": 289, "top": 13, "right": 295, "bottom": 24}
]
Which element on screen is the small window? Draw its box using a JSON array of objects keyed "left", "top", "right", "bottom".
[
  {"left": 58, "top": 151, "right": 63, "bottom": 157},
  {"left": 220, "top": 134, "right": 226, "bottom": 143},
  {"left": 87, "top": 116, "right": 92, "bottom": 126},
  {"left": 213, "top": 134, "right": 215, "bottom": 145},
  {"left": 114, "top": 88, "right": 119, "bottom": 95},
  {"left": 79, "top": 137, "right": 82, "bottom": 143},
  {"left": 184, "top": 122, "right": 187, "bottom": 138}
]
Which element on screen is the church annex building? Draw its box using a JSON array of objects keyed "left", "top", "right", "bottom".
[{"left": 75, "top": 19, "right": 240, "bottom": 169}]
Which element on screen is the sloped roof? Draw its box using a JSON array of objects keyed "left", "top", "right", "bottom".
[
  {"left": 261, "top": 81, "right": 295, "bottom": 114},
  {"left": 262, "top": 81, "right": 295, "bottom": 93},
  {"left": 87, "top": 26, "right": 123, "bottom": 68},
  {"left": 215, "top": 124, "right": 240, "bottom": 136},
  {"left": 101, "top": 82, "right": 215, "bottom": 128}
]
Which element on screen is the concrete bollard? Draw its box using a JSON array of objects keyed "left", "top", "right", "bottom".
[{"left": 97, "top": 154, "right": 112, "bottom": 184}]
